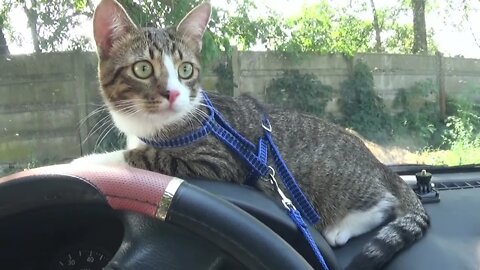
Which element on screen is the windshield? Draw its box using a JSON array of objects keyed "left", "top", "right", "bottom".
[{"left": 1, "top": 0, "right": 479, "bottom": 176}]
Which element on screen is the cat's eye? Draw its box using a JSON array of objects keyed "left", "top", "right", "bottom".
[
  {"left": 178, "top": 62, "right": 194, "bottom": 79},
  {"left": 132, "top": 61, "right": 153, "bottom": 79}
]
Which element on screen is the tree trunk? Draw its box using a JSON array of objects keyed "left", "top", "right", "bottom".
[
  {"left": 411, "top": 0, "right": 428, "bottom": 54},
  {"left": 23, "top": 0, "right": 41, "bottom": 53},
  {"left": 0, "top": 27, "right": 9, "bottom": 55},
  {"left": 370, "top": 0, "right": 383, "bottom": 52}
]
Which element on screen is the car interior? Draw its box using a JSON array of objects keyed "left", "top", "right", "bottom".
[{"left": 0, "top": 164, "right": 479, "bottom": 270}]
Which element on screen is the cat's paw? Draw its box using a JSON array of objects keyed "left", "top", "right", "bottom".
[
  {"left": 71, "top": 151, "right": 128, "bottom": 167},
  {"left": 323, "top": 227, "right": 351, "bottom": 247}
]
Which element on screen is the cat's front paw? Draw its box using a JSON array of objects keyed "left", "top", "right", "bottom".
[
  {"left": 323, "top": 227, "right": 351, "bottom": 247},
  {"left": 71, "top": 151, "right": 128, "bottom": 167}
]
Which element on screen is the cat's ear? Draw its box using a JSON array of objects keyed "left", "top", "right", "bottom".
[
  {"left": 176, "top": 2, "right": 212, "bottom": 52},
  {"left": 93, "top": 0, "right": 136, "bottom": 57}
]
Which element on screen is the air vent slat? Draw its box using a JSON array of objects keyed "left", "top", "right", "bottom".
[{"left": 434, "top": 180, "right": 480, "bottom": 191}]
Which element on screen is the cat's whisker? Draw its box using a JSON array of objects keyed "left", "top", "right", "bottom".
[
  {"left": 82, "top": 112, "right": 113, "bottom": 146},
  {"left": 189, "top": 112, "right": 207, "bottom": 125},
  {"left": 184, "top": 112, "right": 199, "bottom": 129},
  {"left": 116, "top": 106, "right": 138, "bottom": 113},
  {"left": 94, "top": 123, "right": 116, "bottom": 152},
  {"left": 116, "top": 106, "right": 144, "bottom": 117},
  {"left": 78, "top": 105, "right": 109, "bottom": 128},
  {"left": 111, "top": 99, "right": 144, "bottom": 105},
  {"left": 185, "top": 110, "right": 208, "bottom": 129},
  {"left": 190, "top": 106, "right": 209, "bottom": 117},
  {"left": 115, "top": 104, "right": 143, "bottom": 114}
]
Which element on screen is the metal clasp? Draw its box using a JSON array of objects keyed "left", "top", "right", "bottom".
[
  {"left": 265, "top": 166, "right": 295, "bottom": 210},
  {"left": 262, "top": 117, "right": 272, "bottom": 133}
]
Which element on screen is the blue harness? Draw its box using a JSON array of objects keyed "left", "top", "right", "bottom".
[{"left": 141, "top": 92, "right": 330, "bottom": 270}]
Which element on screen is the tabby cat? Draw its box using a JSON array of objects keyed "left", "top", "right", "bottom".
[{"left": 73, "top": 0, "right": 429, "bottom": 269}]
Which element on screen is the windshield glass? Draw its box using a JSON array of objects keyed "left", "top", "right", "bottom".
[{"left": 1, "top": 0, "right": 479, "bottom": 176}]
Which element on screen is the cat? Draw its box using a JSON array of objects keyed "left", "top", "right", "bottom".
[{"left": 73, "top": 0, "right": 430, "bottom": 269}]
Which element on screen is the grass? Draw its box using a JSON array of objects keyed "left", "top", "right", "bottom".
[{"left": 419, "top": 146, "right": 480, "bottom": 166}]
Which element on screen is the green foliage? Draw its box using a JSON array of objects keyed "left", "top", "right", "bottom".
[
  {"left": 274, "top": 2, "right": 373, "bottom": 57},
  {"left": 421, "top": 93, "right": 480, "bottom": 166},
  {"left": 338, "top": 61, "right": 393, "bottom": 143},
  {"left": 2, "top": 0, "right": 94, "bottom": 52},
  {"left": 2, "top": 0, "right": 442, "bottom": 56},
  {"left": 392, "top": 80, "right": 443, "bottom": 146},
  {"left": 441, "top": 88, "right": 480, "bottom": 149},
  {"left": 384, "top": 24, "right": 437, "bottom": 54},
  {"left": 73, "top": 0, "right": 88, "bottom": 11},
  {"left": 265, "top": 70, "right": 333, "bottom": 117},
  {"left": 213, "top": 59, "right": 235, "bottom": 96}
]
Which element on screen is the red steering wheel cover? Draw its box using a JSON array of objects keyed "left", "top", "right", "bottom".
[{"left": 0, "top": 164, "right": 178, "bottom": 218}]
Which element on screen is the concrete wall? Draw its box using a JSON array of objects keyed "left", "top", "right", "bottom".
[
  {"left": 232, "top": 51, "right": 480, "bottom": 110},
  {"left": 0, "top": 52, "right": 98, "bottom": 167},
  {"left": 1, "top": 51, "right": 479, "bottom": 169}
]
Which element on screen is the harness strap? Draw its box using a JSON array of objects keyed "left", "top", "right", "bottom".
[
  {"left": 288, "top": 207, "right": 330, "bottom": 270},
  {"left": 207, "top": 119, "right": 270, "bottom": 177},
  {"left": 264, "top": 131, "right": 320, "bottom": 224},
  {"left": 203, "top": 92, "right": 256, "bottom": 150},
  {"left": 141, "top": 125, "right": 210, "bottom": 148},
  {"left": 140, "top": 91, "right": 320, "bottom": 224}
]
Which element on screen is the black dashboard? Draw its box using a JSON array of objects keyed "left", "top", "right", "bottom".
[
  {"left": 0, "top": 167, "right": 479, "bottom": 270},
  {"left": 0, "top": 204, "right": 123, "bottom": 270}
]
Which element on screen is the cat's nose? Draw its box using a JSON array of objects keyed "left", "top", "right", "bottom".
[
  {"left": 157, "top": 87, "right": 180, "bottom": 104},
  {"left": 169, "top": 90, "right": 180, "bottom": 104}
]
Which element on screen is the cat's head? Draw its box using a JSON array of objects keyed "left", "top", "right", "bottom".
[{"left": 93, "top": 0, "right": 211, "bottom": 138}]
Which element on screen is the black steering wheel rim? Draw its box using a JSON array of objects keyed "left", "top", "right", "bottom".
[{"left": 0, "top": 165, "right": 320, "bottom": 270}]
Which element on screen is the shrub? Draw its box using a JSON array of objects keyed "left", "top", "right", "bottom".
[
  {"left": 338, "top": 61, "right": 392, "bottom": 143},
  {"left": 213, "top": 59, "right": 235, "bottom": 96},
  {"left": 392, "top": 80, "right": 443, "bottom": 147},
  {"left": 265, "top": 70, "right": 333, "bottom": 117}
]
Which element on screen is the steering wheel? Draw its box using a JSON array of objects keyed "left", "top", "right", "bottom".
[{"left": 0, "top": 164, "right": 335, "bottom": 270}]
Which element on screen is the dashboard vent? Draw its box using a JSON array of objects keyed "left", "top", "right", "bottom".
[{"left": 434, "top": 180, "right": 480, "bottom": 190}]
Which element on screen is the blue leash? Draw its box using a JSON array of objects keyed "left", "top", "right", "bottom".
[
  {"left": 266, "top": 167, "right": 330, "bottom": 270},
  {"left": 141, "top": 92, "right": 329, "bottom": 270}
]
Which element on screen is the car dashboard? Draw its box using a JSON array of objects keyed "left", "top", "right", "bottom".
[
  {"left": 0, "top": 166, "right": 479, "bottom": 270},
  {"left": 0, "top": 205, "right": 123, "bottom": 270}
]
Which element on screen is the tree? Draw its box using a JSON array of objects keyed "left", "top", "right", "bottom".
[
  {"left": 0, "top": 28, "right": 9, "bottom": 55},
  {"left": 411, "top": 0, "right": 428, "bottom": 53},
  {"left": 0, "top": 2, "right": 10, "bottom": 55},
  {"left": 272, "top": 2, "right": 373, "bottom": 56},
  {"left": 370, "top": 0, "right": 383, "bottom": 52},
  {"left": 1, "top": 0, "right": 444, "bottom": 56},
  {"left": 22, "top": 0, "right": 41, "bottom": 53},
  {"left": 3, "top": 0, "right": 94, "bottom": 53}
]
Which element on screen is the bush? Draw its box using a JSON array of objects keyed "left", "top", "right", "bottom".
[
  {"left": 421, "top": 107, "right": 480, "bottom": 166},
  {"left": 392, "top": 80, "right": 443, "bottom": 147},
  {"left": 213, "top": 60, "right": 235, "bottom": 96},
  {"left": 338, "top": 61, "right": 392, "bottom": 143},
  {"left": 442, "top": 89, "right": 480, "bottom": 150},
  {"left": 265, "top": 70, "right": 333, "bottom": 117}
]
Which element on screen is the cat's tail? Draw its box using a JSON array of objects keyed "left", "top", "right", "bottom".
[{"left": 345, "top": 189, "right": 430, "bottom": 270}]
